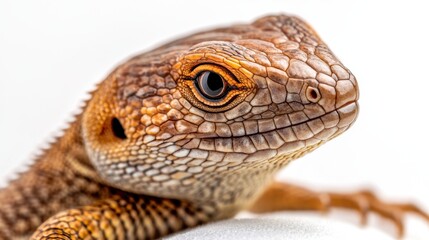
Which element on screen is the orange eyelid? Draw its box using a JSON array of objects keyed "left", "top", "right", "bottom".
[{"left": 189, "top": 64, "right": 240, "bottom": 87}]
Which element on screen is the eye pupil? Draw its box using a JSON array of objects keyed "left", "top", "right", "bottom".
[
  {"left": 197, "top": 71, "right": 226, "bottom": 99},
  {"left": 206, "top": 72, "right": 223, "bottom": 92}
]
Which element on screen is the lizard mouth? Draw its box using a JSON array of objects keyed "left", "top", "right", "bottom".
[
  {"left": 325, "top": 101, "right": 359, "bottom": 139},
  {"left": 186, "top": 101, "right": 359, "bottom": 141}
]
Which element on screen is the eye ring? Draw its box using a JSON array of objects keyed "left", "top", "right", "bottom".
[
  {"left": 177, "top": 63, "right": 254, "bottom": 112},
  {"left": 196, "top": 71, "right": 228, "bottom": 100}
]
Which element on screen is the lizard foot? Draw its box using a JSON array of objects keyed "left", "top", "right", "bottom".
[
  {"left": 249, "top": 182, "right": 429, "bottom": 237},
  {"left": 325, "top": 190, "right": 429, "bottom": 237}
]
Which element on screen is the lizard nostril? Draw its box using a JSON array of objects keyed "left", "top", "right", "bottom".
[
  {"left": 306, "top": 86, "right": 321, "bottom": 103},
  {"left": 111, "top": 118, "right": 127, "bottom": 140}
]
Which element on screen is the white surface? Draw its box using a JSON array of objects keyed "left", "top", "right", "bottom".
[
  {"left": 1, "top": 0, "right": 429, "bottom": 239},
  {"left": 166, "top": 213, "right": 393, "bottom": 240}
]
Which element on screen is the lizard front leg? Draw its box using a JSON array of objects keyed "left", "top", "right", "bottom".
[
  {"left": 31, "top": 193, "right": 216, "bottom": 240},
  {"left": 248, "top": 182, "right": 429, "bottom": 237}
]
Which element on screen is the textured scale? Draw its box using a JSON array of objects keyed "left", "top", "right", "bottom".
[{"left": 2, "top": 14, "right": 422, "bottom": 240}]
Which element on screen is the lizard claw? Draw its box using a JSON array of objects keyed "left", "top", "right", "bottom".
[
  {"left": 324, "top": 190, "right": 429, "bottom": 237},
  {"left": 249, "top": 183, "right": 428, "bottom": 237}
]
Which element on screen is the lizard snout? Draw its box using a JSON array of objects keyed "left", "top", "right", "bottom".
[
  {"left": 310, "top": 68, "right": 359, "bottom": 114},
  {"left": 335, "top": 77, "right": 359, "bottom": 109}
]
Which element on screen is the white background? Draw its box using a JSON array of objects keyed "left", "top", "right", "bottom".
[{"left": 1, "top": 0, "right": 429, "bottom": 239}]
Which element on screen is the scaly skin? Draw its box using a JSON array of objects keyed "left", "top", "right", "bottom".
[{"left": 0, "top": 15, "right": 426, "bottom": 239}]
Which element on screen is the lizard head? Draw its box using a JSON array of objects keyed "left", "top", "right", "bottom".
[{"left": 82, "top": 15, "right": 358, "bottom": 206}]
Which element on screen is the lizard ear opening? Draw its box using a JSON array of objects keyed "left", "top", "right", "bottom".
[{"left": 111, "top": 117, "right": 127, "bottom": 140}]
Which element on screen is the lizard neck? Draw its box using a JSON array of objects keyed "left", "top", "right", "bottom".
[
  {"left": 60, "top": 117, "right": 103, "bottom": 181},
  {"left": 30, "top": 115, "right": 100, "bottom": 182},
  {"left": 0, "top": 115, "right": 110, "bottom": 237}
]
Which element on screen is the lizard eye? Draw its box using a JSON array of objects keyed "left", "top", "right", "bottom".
[
  {"left": 196, "top": 71, "right": 228, "bottom": 100},
  {"left": 177, "top": 63, "right": 254, "bottom": 112}
]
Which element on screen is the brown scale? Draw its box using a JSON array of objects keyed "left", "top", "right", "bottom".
[{"left": 0, "top": 14, "right": 427, "bottom": 240}]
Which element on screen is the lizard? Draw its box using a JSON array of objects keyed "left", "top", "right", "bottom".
[{"left": 0, "top": 14, "right": 428, "bottom": 239}]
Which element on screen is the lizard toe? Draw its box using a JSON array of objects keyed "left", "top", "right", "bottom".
[{"left": 325, "top": 190, "right": 429, "bottom": 237}]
